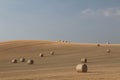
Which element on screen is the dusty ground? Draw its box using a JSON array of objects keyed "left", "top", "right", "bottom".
[{"left": 0, "top": 40, "right": 120, "bottom": 80}]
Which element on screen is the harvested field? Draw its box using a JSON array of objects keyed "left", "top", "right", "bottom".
[{"left": 0, "top": 40, "right": 120, "bottom": 80}]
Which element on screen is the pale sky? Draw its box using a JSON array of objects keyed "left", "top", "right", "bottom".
[{"left": 0, "top": 0, "right": 120, "bottom": 43}]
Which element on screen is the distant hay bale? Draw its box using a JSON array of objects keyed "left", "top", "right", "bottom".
[
  {"left": 62, "top": 40, "right": 64, "bottom": 43},
  {"left": 50, "top": 51, "right": 54, "bottom": 55},
  {"left": 57, "top": 40, "right": 59, "bottom": 42},
  {"left": 27, "top": 59, "right": 34, "bottom": 64},
  {"left": 11, "top": 59, "right": 17, "bottom": 63},
  {"left": 57, "top": 40, "right": 61, "bottom": 42},
  {"left": 97, "top": 44, "right": 100, "bottom": 47},
  {"left": 65, "top": 41, "right": 68, "bottom": 43},
  {"left": 20, "top": 58, "right": 25, "bottom": 62},
  {"left": 106, "top": 49, "right": 111, "bottom": 53},
  {"left": 76, "top": 64, "right": 88, "bottom": 72},
  {"left": 106, "top": 42, "right": 110, "bottom": 44},
  {"left": 81, "top": 58, "right": 87, "bottom": 63},
  {"left": 39, "top": 53, "right": 44, "bottom": 57}
]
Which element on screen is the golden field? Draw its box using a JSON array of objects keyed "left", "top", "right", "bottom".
[{"left": 0, "top": 40, "right": 120, "bottom": 80}]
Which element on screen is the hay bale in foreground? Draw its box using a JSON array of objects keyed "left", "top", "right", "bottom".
[
  {"left": 20, "top": 58, "right": 25, "bottom": 62},
  {"left": 11, "top": 59, "right": 17, "bottom": 63},
  {"left": 50, "top": 51, "right": 54, "bottom": 55},
  {"left": 106, "top": 49, "right": 111, "bottom": 53},
  {"left": 27, "top": 59, "right": 34, "bottom": 64},
  {"left": 39, "top": 53, "right": 44, "bottom": 57},
  {"left": 81, "top": 58, "right": 87, "bottom": 63},
  {"left": 76, "top": 64, "right": 88, "bottom": 72}
]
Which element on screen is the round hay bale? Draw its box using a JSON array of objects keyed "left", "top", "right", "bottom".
[
  {"left": 81, "top": 58, "right": 87, "bottom": 63},
  {"left": 106, "top": 49, "right": 111, "bottom": 53},
  {"left": 20, "top": 58, "right": 25, "bottom": 62},
  {"left": 50, "top": 51, "right": 54, "bottom": 55},
  {"left": 39, "top": 53, "right": 44, "bottom": 57},
  {"left": 106, "top": 42, "right": 110, "bottom": 44},
  {"left": 97, "top": 44, "right": 100, "bottom": 47},
  {"left": 65, "top": 41, "right": 68, "bottom": 43},
  {"left": 11, "top": 59, "right": 17, "bottom": 63},
  {"left": 27, "top": 59, "right": 34, "bottom": 64},
  {"left": 58, "top": 40, "right": 61, "bottom": 42},
  {"left": 76, "top": 64, "right": 88, "bottom": 72},
  {"left": 62, "top": 40, "right": 64, "bottom": 43}
]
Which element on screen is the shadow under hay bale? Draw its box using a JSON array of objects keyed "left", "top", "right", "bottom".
[
  {"left": 76, "top": 64, "right": 88, "bottom": 73},
  {"left": 11, "top": 59, "right": 17, "bottom": 63},
  {"left": 81, "top": 58, "right": 87, "bottom": 63},
  {"left": 27, "top": 59, "right": 34, "bottom": 64}
]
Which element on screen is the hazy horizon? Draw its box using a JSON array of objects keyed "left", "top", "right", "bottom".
[{"left": 0, "top": 0, "right": 120, "bottom": 43}]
